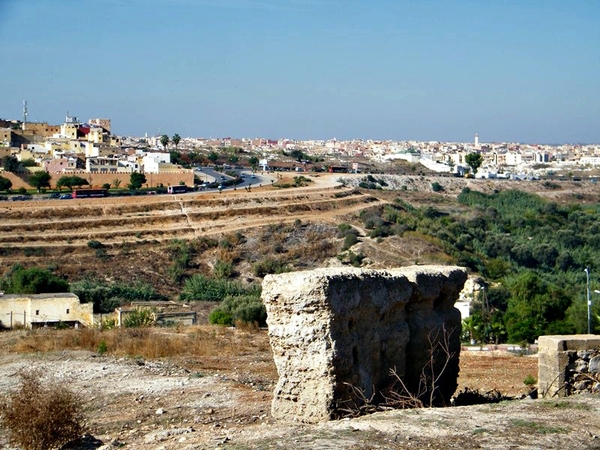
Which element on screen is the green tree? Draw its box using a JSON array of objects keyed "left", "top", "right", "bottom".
[
  {"left": 129, "top": 172, "right": 147, "bottom": 190},
  {"left": 0, "top": 175, "right": 12, "bottom": 191},
  {"left": 55, "top": 175, "right": 89, "bottom": 191},
  {"left": 248, "top": 156, "right": 259, "bottom": 169},
  {"left": 465, "top": 152, "right": 484, "bottom": 175},
  {"left": 0, "top": 265, "right": 69, "bottom": 294},
  {"left": 160, "top": 134, "right": 169, "bottom": 151},
  {"left": 207, "top": 151, "right": 219, "bottom": 163},
  {"left": 2, "top": 155, "right": 20, "bottom": 172},
  {"left": 20, "top": 158, "right": 36, "bottom": 167},
  {"left": 172, "top": 133, "right": 181, "bottom": 150},
  {"left": 28, "top": 171, "right": 52, "bottom": 193}
]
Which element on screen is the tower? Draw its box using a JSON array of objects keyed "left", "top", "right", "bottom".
[
  {"left": 23, "top": 100, "right": 28, "bottom": 124},
  {"left": 474, "top": 133, "right": 479, "bottom": 147}
]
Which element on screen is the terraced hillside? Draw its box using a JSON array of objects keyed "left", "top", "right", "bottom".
[
  {"left": 0, "top": 177, "right": 385, "bottom": 296},
  {"left": 1, "top": 189, "right": 374, "bottom": 246}
]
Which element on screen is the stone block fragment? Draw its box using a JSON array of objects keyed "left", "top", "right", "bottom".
[{"left": 263, "top": 265, "right": 467, "bottom": 422}]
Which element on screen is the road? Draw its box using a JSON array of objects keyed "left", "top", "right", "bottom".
[{"left": 194, "top": 167, "right": 273, "bottom": 192}]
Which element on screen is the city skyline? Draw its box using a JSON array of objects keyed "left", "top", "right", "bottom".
[{"left": 1, "top": 0, "right": 599, "bottom": 144}]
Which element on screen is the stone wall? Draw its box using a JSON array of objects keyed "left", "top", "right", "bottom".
[
  {"left": 538, "top": 335, "right": 600, "bottom": 398},
  {"left": 262, "top": 265, "right": 467, "bottom": 422},
  {"left": 0, "top": 170, "right": 194, "bottom": 191}
]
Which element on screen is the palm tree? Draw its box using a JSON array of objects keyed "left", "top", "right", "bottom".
[
  {"left": 160, "top": 134, "right": 169, "bottom": 151},
  {"left": 172, "top": 134, "right": 181, "bottom": 150}
]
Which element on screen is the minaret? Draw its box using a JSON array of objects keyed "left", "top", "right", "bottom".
[
  {"left": 23, "top": 100, "right": 28, "bottom": 124},
  {"left": 474, "top": 133, "right": 479, "bottom": 147}
]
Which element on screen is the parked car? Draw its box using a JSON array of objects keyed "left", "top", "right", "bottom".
[
  {"left": 59, "top": 194, "right": 72, "bottom": 199},
  {"left": 10, "top": 195, "right": 32, "bottom": 201}
]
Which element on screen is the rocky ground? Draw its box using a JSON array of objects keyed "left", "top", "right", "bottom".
[{"left": 0, "top": 330, "right": 598, "bottom": 450}]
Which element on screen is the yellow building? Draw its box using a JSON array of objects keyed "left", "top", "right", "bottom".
[{"left": 0, "top": 293, "right": 94, "bottom": 329}]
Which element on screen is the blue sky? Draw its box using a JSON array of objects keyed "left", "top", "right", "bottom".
[{"left": 1, "top": 0, "right": 599, "bottom": 143}]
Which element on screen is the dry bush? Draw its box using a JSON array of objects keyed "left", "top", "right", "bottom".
[{"left": 1, "top": 368, "right": 85, "bottom": 450}]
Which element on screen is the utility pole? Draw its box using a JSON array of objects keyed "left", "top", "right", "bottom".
[{"left": 585, "top": 267, "right": 591, "bottom": 334}]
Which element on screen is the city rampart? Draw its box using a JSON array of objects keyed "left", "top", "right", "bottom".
[{"left": 0, "top": 170, "right": 194, "bottom": 191}]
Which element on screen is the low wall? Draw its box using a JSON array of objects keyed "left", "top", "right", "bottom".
[
  {"left": 262, "top": 265, "right": 467, "bottom": 422},
  {"left": 0, "top": 171, "right": 194, "bottom": 190},
  {"left": 538, "top": 335, "right": 600, "bottom": 398}
]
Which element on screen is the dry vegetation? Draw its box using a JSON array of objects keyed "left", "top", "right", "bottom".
[
  {"left": 1, "top": 174, "right": 599, "bottom": 448},
  {"left": 1, "top": 327, "right": 598, "bottom": 449}
]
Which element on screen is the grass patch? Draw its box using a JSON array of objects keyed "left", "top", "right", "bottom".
[
  {"left": 509, "top": 419, "right": 567, "bottom": 434},
  {"left": 538, "top": 400, "right": 593, "bottom": 411}
]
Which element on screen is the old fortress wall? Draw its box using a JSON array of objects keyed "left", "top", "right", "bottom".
[{"left": 262, "top": 265, "right": 467, "bottom": 422}]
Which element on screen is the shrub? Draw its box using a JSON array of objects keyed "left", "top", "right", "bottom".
[
  {"left": 208, "top": 309, "right": 233, "bottom": 326},
  {"left": 87, "top": 240, "right": 104, "bottom": 249},
  {"left": 252, "top": 257, "right": 290, "bottom": 277},
  {"left": 180, "top": 274, "right": 261, "bottom": 302},
  {"left": 431, "top": 181, "right": 444, "bottom": 192},
  {"left": 343, "top": 233, "right": 358, "bottom": 250},
  {"left": 97, "top": 339, "right": 108, "bottom": 355},
  {"left": 123, "top": 307, "right": 155, "bottom": 327},
  {"left": 523, "top": 374, "right": 537, "bottom": 389},
  {"left": 1, "top": 369, "right": 85, "bottom": 450},
  {"left": 209, "top": 295, "right": 267, "bottom": 327},
  {"left": 214, "top": 259, "right": 234, "bottom": 279}
]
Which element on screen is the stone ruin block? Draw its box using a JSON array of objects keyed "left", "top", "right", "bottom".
[
  {"left": 538, "top": 335, "right": 600, "bottom": 398},
  {"left": 262, "top": 265, "right": 467, "bottom": 422}
]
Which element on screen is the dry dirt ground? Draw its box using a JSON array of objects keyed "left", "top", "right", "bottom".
[{"left": 0, "top": 328, "right": 598, "bottom": 450}]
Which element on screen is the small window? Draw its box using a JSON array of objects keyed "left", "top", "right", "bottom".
[
  {"left": 36, "top": 310, "right": 39, "bottom": 315},
  {"left": 66, "top": 309, "right": 70, "bottom": 314}
]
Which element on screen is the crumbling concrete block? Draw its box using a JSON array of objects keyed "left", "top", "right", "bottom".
[
  {"left": 538, "top": 335, "right": 600, "bottom": 398},
  {"left": 262, "top": 265, "right": 467, "bottom": 422}
]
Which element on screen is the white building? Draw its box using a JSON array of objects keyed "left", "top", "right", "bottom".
[{"left": 142, "top": 152, "right": 171, "bottom": 173}]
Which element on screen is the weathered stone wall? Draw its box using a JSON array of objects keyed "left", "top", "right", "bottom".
[
  {"left": 538, "top": 335, "right": 600, "bottom": 398},
  {"left": 0, "top": 170, "right": 194, "bottom": 191},
  {"left": 262, "top": 265, "right": 467, "bottom": 422}
]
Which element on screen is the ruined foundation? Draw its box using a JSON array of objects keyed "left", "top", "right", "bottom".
[
  {"left": 538, "top": 335, "right": 600, "bottom": 398},
  {"left": 262, "top": 265, "right": 467, "bottom": 422}
]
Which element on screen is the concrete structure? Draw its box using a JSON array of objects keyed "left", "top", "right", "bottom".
[
  {"left": 538, "top": 334, "right": 600, "bottom": 398},
  {"left": 89, "top": 118, "right": 111, "bottom": 133},
  {"left": 142, "top": 152, "right": 171, "bottom": 173},
  {"left": 0, "top": 293, "right": 94, "bottom": 329},
  {"left": 117, "top": 301, "right": 197, "bottom": 327},
  {"left": 262, "top": 265, "right": 467, "bottom": 422}
]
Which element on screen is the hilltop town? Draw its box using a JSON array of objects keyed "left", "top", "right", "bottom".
[{"left": 1, "top": 114, "right": 600, "bottom": 187}]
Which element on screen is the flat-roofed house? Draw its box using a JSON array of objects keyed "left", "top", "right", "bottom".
[{"left": 0, "top": 293, "right": 93, "bottom": 329}]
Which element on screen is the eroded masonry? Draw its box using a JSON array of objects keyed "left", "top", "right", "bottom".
[
  {"left": 538, "top": 335, "right": 600, "bottom": 398},
  {"left": 262, "top": 266, "right": 467, "bottom": 422}
]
